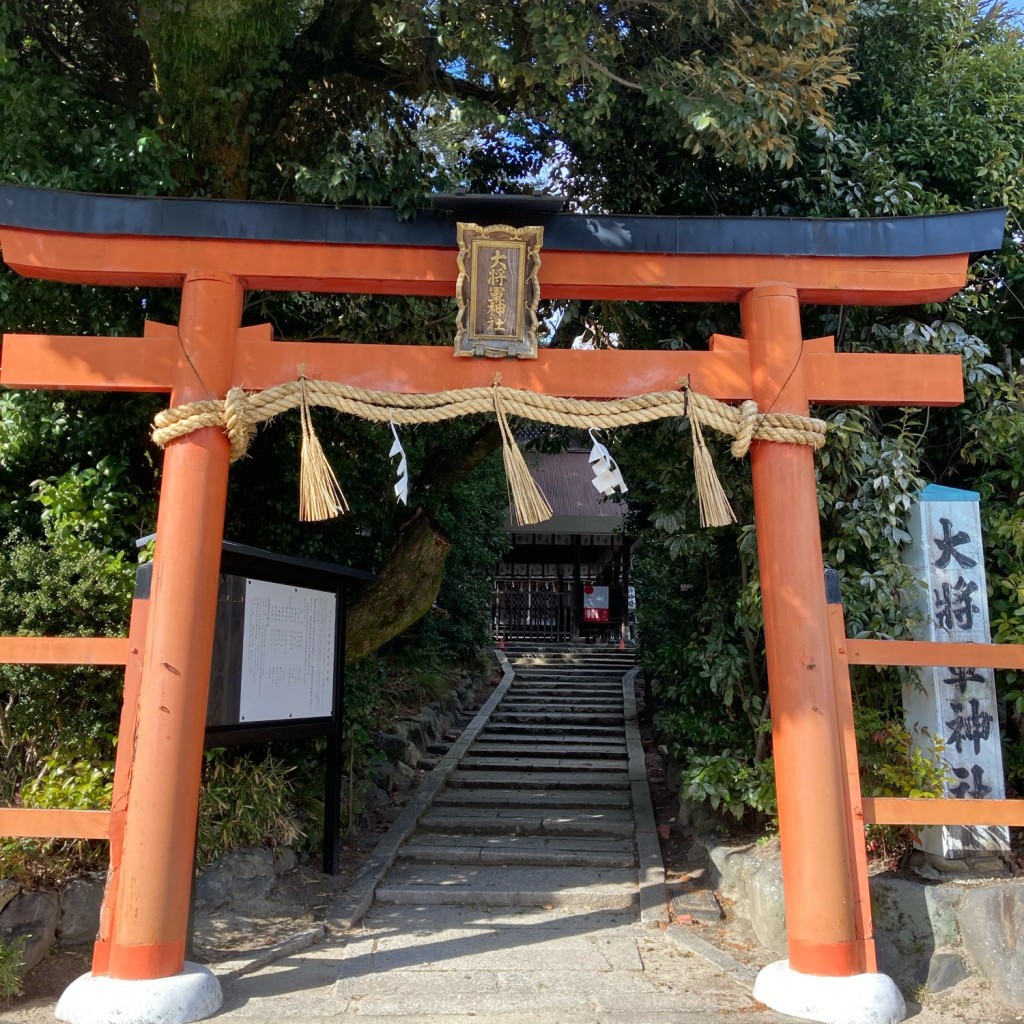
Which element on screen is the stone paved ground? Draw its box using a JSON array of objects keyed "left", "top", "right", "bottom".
[
  {"left": 210, "top": 904, "right": 795, "bottom": 1023},
  {"left": 6, "top": 647, "right": 1022, "bottom": 1024}
]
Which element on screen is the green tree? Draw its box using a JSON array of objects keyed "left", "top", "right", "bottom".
[
  {"left": 612, "top": 0, "right": 1024, "bottom": 815},
  {"left": 0, "top": 0, "right": 864, "bottom": 666}
]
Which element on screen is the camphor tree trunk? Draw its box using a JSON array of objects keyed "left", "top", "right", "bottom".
[
  {"left": 344, "top": 421, "right": 502, "bottom": 661},
  {"left": 344, "top": 506, "right": 452, "bottom": 663}
]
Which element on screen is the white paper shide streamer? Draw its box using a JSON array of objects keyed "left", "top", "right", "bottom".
[
  {"left": 389, "top": 421, "right": 409, "bottom": 505},
  {"left": 588, "top": 429, "right": 628, "bottom": 497}
]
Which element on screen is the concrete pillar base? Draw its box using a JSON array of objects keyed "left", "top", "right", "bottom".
[
  {"left": 754, "top": 960, "right": 906, "bottom": 1024},
  {"left": 55, "top": 963, "right": 222, "bottom": 1024}
]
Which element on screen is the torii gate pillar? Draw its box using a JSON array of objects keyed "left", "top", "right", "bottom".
[
  {"left": 741, "top": 286, "right": 904, "bottom": 1021},
  {"left": 0, "top": 186, "right": 1009, "bottom": 1024},
  {"left": 61, "top": 273, "right": 244, "bottom": 1018},
  {"left": 109, "top": 274, "right": 241, "bottom": 977}
]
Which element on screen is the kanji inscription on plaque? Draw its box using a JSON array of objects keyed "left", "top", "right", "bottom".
[{"left": 455, "top": 223, "right": 543, "bottom": 359}]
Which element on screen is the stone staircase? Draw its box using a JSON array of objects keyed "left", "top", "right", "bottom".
[{"left": 373, "top": 644, "right": 654, "bottom": 912}]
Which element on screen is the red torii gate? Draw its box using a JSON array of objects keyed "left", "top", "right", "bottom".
[{"left": 0, "top": 186, "right": 1021, "bottom": 1024}]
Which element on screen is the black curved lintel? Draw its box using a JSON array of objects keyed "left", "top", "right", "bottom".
[{"left": 0, "top": 185, "right": 1008, "bottom": 259}]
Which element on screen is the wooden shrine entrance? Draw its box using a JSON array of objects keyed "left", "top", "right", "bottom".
[{"left": 1, "top": 185, "right": 1022, "bottom": 1023}]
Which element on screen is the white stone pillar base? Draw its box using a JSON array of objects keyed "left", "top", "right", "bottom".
[
  {"left": 55, "top": 963, "right": 222, "bottom": 1024},
  {"left": 754, "top": 960, "right": 906, "bottom": 1024}
]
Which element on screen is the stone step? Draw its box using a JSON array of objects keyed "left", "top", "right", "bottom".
[
  {"left": 503, "top": 697, "right": 621, "bottom": 707},
  {"left": 498, "top": 703, "right": 624, "bottom": 715},
  {"left": 506, "top": 656, "right": 635, "bottom": 663},
  {"left": 507, "top": 680, "right": 624, "bottom": 689},
  {"left": 502, "top": 700, "right": 623, "bottom": 708},
  {"left": 419, "top": 810, "right": 634, "bottom": 837},
  {"left": 509, "top": 661, "right": 629, "bottom": 669},
  {"left": 447, "top": 769, "right": 630, "bottom": 790},
  {"left": 505, "top": 666, "right": 634, "bottom": 672},
  {"left": 505, "top": 684, "right": 618, "bottom": 692},
  {"left": 468, "top": 737, "right": 622, "bottom": 753},
  {"left": 479, "top": 722, "right": 623, "bottom": 737},
  {"left": 505, "top": 696, "right": 622, "bottom": 704},
  {"left": 397, "top": 833, "right": 635, "bottom": 868},
  {"left": 432, "top": 787, "right": 632, "bottom": 809},
  {"left": 490, "top": 711, "right": 624, "bottom": 726},
  {"left": 510, "top": 672, "right": 626, "bottom": 682},
  {"left": 467, "top": 743, "right": 627, "bottom": 761},
  {"left": 375, "top": 864, "right": 637, "bottom": 909},
  {"left": 458, "top": 755, "right": 624, "bottom": 772}
]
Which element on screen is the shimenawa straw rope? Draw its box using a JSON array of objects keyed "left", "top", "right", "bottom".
[{"left": 152, "top": 379, "right": 826, "bottom": 528}]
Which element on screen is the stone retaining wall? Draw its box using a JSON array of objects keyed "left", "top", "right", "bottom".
[{"left": 701, "top": 837, "right": 1024, "bottom": 1007}]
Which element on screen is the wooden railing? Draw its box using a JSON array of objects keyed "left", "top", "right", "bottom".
[
  {"left": 826, "top": 586, "right": 1024, "bottom": 829},
  {"left": 0, "top": 635, "right": 126, "bottom": 840}
]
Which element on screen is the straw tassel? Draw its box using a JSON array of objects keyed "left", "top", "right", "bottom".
[
  {"left": 298, "top": 378, "right": 348, "bottom": 521},
  {"left": 493, "top": 383, "right": 552, "bottom": 526},
  {"left": 689, "top": 407, "right": 736, "bottom": 528}
]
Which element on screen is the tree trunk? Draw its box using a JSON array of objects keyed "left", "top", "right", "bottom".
[
  {"left": 344, "top": 422, "right": 503, "bottom": 662},
  {"left": 343, "top": 507, "right": 451, "bottom": 663}
]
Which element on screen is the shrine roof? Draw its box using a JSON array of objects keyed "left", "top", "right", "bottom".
[
  {"left": 0, "top": 185, "right": 1006, "bottom": 258},
  {"left": 509, "top": 451, "right": 625, "bottom": 537}
]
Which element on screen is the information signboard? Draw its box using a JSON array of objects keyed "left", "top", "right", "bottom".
[
  {"left": 133, "top": 541, "right": 373, "bottom": 874},
  {"left": 238, "top": 579, "right": 336, "bottom": 723}
]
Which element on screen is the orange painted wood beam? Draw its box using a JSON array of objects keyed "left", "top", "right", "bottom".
[
  {"left": 234, "top": 342, "right": 752, "bottom": 399},
  {"left": 862, "top": 797, "right": 1024, "bottom": 827},
  {"left": 846, "top": 639, "right": 1024, "bottom": 670},
  {"left": 0, "top": 229, "right": 973, "bottom": 305},
  {"left": 0, "top": 335, "right": 178, "bottom": 391},
  {"left": 806, "top": 352, "right": 963, "bottom": 407},
  {"left": 0, "top": 636, "right": 129, "bottom": 665},
  {"left": 2, "top": 334, "right": 966, "bottom": 407},
  {"left": 0, "top": 807, "right": 111, "bottom": 839},
  {"left": 826, "top": 602, "right": 877, "bottom": 971}
]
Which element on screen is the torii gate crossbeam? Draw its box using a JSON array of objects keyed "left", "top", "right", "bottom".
[{"left": 0, "top": 185, "right": 1009, "bottom": 1024}]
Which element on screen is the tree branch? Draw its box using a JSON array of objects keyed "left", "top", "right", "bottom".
[
  {"left": 419, "top": 422, "right": 502, "bottom": 497},
  {"left": 258, "top": 2, "right": 498, "bottom": 144},
  {"left": 580, "top": 52, "right": 644, "bottom": 92},
  {"left": 24, "top": 2, "right": 153, "bottom": 112}
]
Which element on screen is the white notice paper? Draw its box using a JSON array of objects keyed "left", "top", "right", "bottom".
[{"left": 238, "top": 579, "right": 336, "bottom": 723}]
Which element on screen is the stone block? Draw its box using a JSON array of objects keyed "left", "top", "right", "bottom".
[
  {"left": 370, "top": 761, "right": 395, "bottom": 792},
  {"left": 438, "top": 689, "right": 459, "bottom": 713},
  {"left": 0, "top": 890, "right": 59, "bottom": 974},
  {"left": 273, "top": 846, "right": 297, "bottom": 875},
  {"left": 925, "top": 853, "right": 969, "bottom": 875},
  {"left": 748, "top": 855, "right": 787, "bottom": 953},
  {"left": 873, "top": 930, "right": 905, "bottom": 983},
  {"left": 0, "top": 879, "right": 20, "bottom": 914},
  {"left": 376, "top": 732, "right": 408, "bottom": 762},
  {"left": 966, "top": 856, "right": 1005, "bottom": 875},
  {"left": 57, "top": 875, "right": 105, "bottom": 946},
  {"left": 959, "top": 883, "right": 1024, "bottom": 1006},
  {"left": 685, "top": 842, "right": 709, "bottom": 868},
  {"left": 705, "top": 841, "right": 760, "bottom": 901},
  {"left": 414, "top": 709, "right": 441, "bottom": 742},
  {"left": 924, "top": 950, "right": 971, "bottom": 994},
  {"left": 870, "top": 874, "right": 963, "bottom": 956},
  {"left": 196, "top": 847, "right": 275, "bottom": 909},
  {"left": 676, "top": 798, "right": 719, "bottom": 833},
  {"left": 393, "top": 720, "right": 425, "bottom": 748},
  {"left": 392, "top": 761, "right": 418, "bottom": 791},
  {"left": 365, "top": 784, "right": 391, "bottom": 809},
  {"left": 378, "top": 732, "right": 422, "bottom": 766}
]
